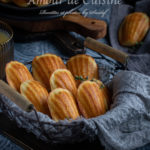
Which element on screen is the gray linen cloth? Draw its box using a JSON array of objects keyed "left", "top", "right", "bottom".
[{"left": 1, "top": 71, "right": 150, "bottom": 150}]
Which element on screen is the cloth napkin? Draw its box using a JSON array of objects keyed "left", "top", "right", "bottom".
[
  {"left": 1, "top": 71, "right": 150, "bottom": 150},
  {"left": 109, "top": 0, "right": 150, "bottom": 75}
]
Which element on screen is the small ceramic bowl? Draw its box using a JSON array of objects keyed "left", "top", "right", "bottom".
[{"left": 0, "top": 20, "right": 14, "bottom": 79}]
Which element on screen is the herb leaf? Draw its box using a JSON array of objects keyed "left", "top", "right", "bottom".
[{"left": 75, "top": 76, "right": 88, "bottom": 81}]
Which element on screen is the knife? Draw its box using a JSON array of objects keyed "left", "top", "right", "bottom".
[
  {"left": 54, "top": 31, "right": 149, "bottom": 74},
  {"left": 53, "top": 31, "right": 129, "bottom": 65}
]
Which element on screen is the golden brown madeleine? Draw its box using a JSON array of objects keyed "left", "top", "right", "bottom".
[
  {"left": 119, "top": 12, "right": 149, "bottom": 47},
  {"left": 12, "top": 0, "right": 30, "bottom": 7},
  {"left": 48, "top": 88, "right": 80, "bottom": 121},
  {"left": 77, "top": 81, "right": 106, "bottom": 119},
  {"left": 5, "top": 61, "right": 33, "bottom": 92},
  {"left": 20, "top": 80, "right": 50, "bottom": 116},
  {"left": 50, "top": 69, "right": 77, "bottom": 97},
  {"left": 66, "top": 54, "right": 98, "bottom": 86},
  {"left": 32, "top": 53, "right": 66, "bottom": 91},
  {"left": 0, "top": 0, "right": 11, "bottom": 3},
  {"left": 92, "top": 79, "right": 111, "bottom": 110},
  {"left": 34, "top": 0, "right": 49, "bottom": 6}
]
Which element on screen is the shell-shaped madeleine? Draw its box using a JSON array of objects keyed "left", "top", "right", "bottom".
[
  {"left": 77, "top": 81, "right": 106, "bottom": 119},
  {"left": 119, "top": 12, "right": 149, "bottom": 47},
  {"left": 66, "top": 54, "right": 98, "bottom": 86},
  {"left": 20, "top": 80, "right": 50, "bottom": 116},
  {"left": 92, "top": 79, "right": 111, "bottom": 110},
  {"left": 34, "top": 0, "right": 49, "bottom": 6},
  {"left": 48, "top": 88, "right": 79, "bottom": 121},
  {"left": 32, "top": 53, "right": 66, "bottom": 91},
  {"left": 0, "top": 0, "right": 11, "bottom": 3},
  {"left": 12, "top": 0, "right": 30, "bottom": 7},
  {"left": 5, "top": 61, "right": 33, "bottom": 92},
  {"left": 50, "top": 69, "right": 77, "bottom": 97}
]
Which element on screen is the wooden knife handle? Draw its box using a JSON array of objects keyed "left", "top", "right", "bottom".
[
  {"left": 61, "top": 13, "right": 107, "bottom": 39},
  {"left": 0, "top": 80, "right": 33, "bottom": 112},
  {"left": 84, "top": 37, "right": 129, "bottom": 64}
]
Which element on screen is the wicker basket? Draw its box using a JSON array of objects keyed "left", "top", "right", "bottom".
[{"left": 0, "top": 56, "right": 122, "bottom": 144}]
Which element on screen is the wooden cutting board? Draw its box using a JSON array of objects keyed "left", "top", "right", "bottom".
[{"left": 0, "top": 12, "right": 107, "bottom": 39}]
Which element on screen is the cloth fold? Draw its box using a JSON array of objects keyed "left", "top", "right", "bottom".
[{"left": 92, "top": 71, "right": 150, "bottom": 150}]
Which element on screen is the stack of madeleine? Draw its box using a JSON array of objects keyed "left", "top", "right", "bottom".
[{"left": 5, "top": 53, "right": 111, "bottom": 121}]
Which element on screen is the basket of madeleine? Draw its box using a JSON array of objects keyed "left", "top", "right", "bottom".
[{"left": 0, "top": 53, "right": 112, "bottom": 144}]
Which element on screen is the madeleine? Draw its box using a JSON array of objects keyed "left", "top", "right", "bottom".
[
  {"left": 77, "top": 81, "right": 106, "bottom": 119},
  {"left": 34, "top": 0, "right": 49, "bottom": 6},
  {"left": 48, "top": 88, "right": 79, "bottom": 121},
  {"left": 119, "top": 12, "right": 149, "bottom": 47},
  {"left": 0, "top": 0, "right": 11, "bottom": 3},
  {"left": 12, "top": 0, "right": 30, "bottom": 7},
  {"left": 66, "top": 54, "right": 99, "bottom": 86},
  {"left": 5, "top": 61, "right": 33, "bottom": 92},
  {"left": 50, "top": 69, "right": 77, "bottom": 97},
  {"left": 92, "top": 79, "right": 111, "bottom": 110},
  {"left": 20, "top": 80, "right": 50, "bottom": 116},
  {"left": 32, "top": 53, "right": 66, "bottom": 91}
]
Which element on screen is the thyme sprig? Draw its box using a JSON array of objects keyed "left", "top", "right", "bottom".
[
  {"left": 75, "top": 76, "right": 105, "bottom": 89},
  {"left": 129, "top": 41, "right": 143, "bottom": 53},
  {"left": 75, "top": 76, "right": 88, "bottom": 81},
  {"left": 100, "top": 84, "right": 105, "bottom": 89}
]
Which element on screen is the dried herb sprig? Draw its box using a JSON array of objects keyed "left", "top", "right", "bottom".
[
  {"left": 129, "top": 41, "right": 143, "bottom": 53},
  {"left": 75, "top": 76, "right": 88, "bottom": 81},
  {"left": 100, "top": 84, "right": 105, "bottom": 89},
  {"left": 75, "top": 76, "right": 105, "bottom": 89},
  {"left": 91, "top": 78, "right": 105, "bottom": 89}
]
